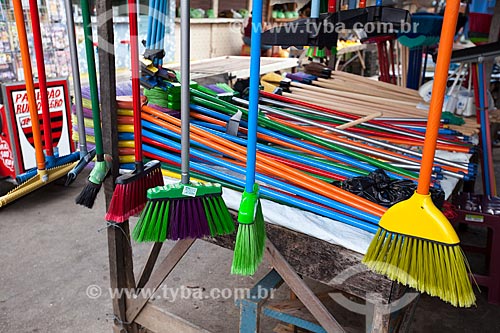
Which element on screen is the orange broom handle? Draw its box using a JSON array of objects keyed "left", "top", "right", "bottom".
[
  {"left": 13, "top": 0, "right": 45, "bottom": 171},
  {"left": 417, "top": 0, "right": 460, "bottom": 195}
]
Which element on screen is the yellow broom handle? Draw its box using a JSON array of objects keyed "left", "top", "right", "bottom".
[
  {"left": 417, "top": 0, "right": 460, "bottom": 195},
  {"left": 13, "top": 0, "right": 46, "bottom": 171}
]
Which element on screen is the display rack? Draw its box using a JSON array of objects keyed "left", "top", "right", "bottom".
[{"left": 0, "top": 0, "right": 70, "bottom": 83}]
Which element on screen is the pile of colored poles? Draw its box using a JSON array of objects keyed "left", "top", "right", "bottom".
[{"left": 137, "top": 83, "right": 477, "bottom": 233}]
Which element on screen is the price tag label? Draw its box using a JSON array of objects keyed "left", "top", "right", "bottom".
[{"left": 182, "top": 186, "right": 198, "bottom": 197}]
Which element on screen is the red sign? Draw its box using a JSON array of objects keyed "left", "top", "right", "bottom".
[{"left": 0, "top": 79, "right": 74, "bottom": 175}]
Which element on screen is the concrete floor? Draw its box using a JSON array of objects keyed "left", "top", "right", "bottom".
[{"left": 1, "top": 152, "right": 500, "bottom": 332}]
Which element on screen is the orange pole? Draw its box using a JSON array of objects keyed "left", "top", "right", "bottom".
[
  {"left": 417, "top": 0, "right": 460, "bottom": 195},
  {"left": 13, "top": 0, "right": 45, "bottom": 171}
]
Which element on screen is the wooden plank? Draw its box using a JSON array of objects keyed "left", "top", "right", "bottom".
[
  {"left": 265, "top": 241, "right": 345, "bottom": 333},
  {"left": 97, "top": 0, "right": 137, "bottom": 331},
  {"left": 126, "top": 239, "right": 195, "bottom": 323},
  {"left": 208, "top": 223, "right": 394, "bottom": 304},
  {"left": 135, "top": 302, "right": 212, "bottom": 333},
  {"left": 137, "top": 242, "right": 164, "bottom": 289}
]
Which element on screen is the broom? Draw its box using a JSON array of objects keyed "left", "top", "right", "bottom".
[
  {"left": 231, "top": 0, "right": 266, "bottom": 276},
  {"left": 132, "top": 0, "right": 234, "bottom": 242},
  {"left": 0, "top": 0, "right": 77, "bottom": 207},
  {"left": 105, "top": 0, "right": 163, "bottom": 223},
  {"left": 362, "top": 0, "right": 476, "bottom": 308},
  {"left": 75, "top": 0, "right": 111, "bottom": 208},
  {"left": 64, "top": 0, "right": 96, "bottom": 185}
]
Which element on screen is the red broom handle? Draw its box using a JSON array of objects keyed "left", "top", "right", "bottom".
[
  {"left": 328, "top": 0, "right": 336, "bottom": 13},
  {"left": 359, "top": 0, "right": 366, "bottom": 8},
  {"left": 417, "top": 0, "right": 460, "bottom": 195},
  {"left": 128, "top": 0, "right": 143, "bottom": 163},
  {"left": 13, "top": 0, "right": 45, "bottom": 170},
  {"left": 29, "top": 0, "right": 54, "bottom": 157}
]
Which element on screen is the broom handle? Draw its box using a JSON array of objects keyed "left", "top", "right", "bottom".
[
  {"left": 64, "top": 0, "right": 86, "bottom": 157},
  {"left": 311, "top": 0, "right": 320, "bottom": 18},
  {"left": 359, "top": 0, "right": 366, "bottom": 8},
  {"left": 181, "top": 0, "right": 190, "bottom": 184},
  {"left": 28, "top": 0, "right": 55, "bottom": 159},
  {"left": 146, "top": 0, "right": 155, "bottom": 48},
  {"left": 328, "top": 0, "right": 336, "bottom": 13},
  {"left": 128, "top": 0, "right": 143, "bottom": 167},
  {"left": 246, "top": 0, "right": 263, "bottom": 192},
  {"left": 417, "top": 0, "right": 460, "bottom": 195},
  {"left": 81, "top": 0, "right": 104, "bottom": 159},
  {"left": 12, "top": 0, "right": 45, "bottom": 171}
]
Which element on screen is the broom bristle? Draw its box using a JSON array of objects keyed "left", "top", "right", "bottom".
[
  {"left": 168, "top": 198, "right": 211, "bottom": 240},
  {"left": 231, "top": 200, "right": 266, "bottom": 276},
  {"left": 105, "top": 163, "right": 164, "bottom": 223},
  {"left": 75, "top": 181, "right": 102, "bottom": 208},
  {"left": 132, "top": 200, "right": 170, "bottom": 242},
  {"left": 362, "top": 228, "right": 476, "bottom": 307},
  {"left": 204, "top": 195, "right": 235, "bottom": 236}
]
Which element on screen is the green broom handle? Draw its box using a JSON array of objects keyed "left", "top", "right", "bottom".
[
  {"left": 417, "top": 0, "right": 460, "bottom": 195},
  {"left": 180, "top": 0, "right": 190, "bottom": 184},
  {"left": 81, "top": 0, "right": 104, "bottom": 158}
]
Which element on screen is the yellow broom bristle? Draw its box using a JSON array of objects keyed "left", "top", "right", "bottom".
[{"left": 362, "top": 229, "right": 476, "bottom": 308}]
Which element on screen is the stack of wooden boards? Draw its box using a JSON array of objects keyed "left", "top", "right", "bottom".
[{"left": 279, "top": 70, "right": 481, "bottom": 136}]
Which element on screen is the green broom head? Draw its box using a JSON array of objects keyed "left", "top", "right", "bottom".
[
  {"left": 75, "top": 155, "right": 111, "bottom": 208},
  {"left": 362, "top": 192, "right": 476, "bottom": 307},
  {"left": 231, "top": 184, "right": 266, "bottom": 276},
  {"left": 105, "top": 160, "right": 164, "bottom": 223},
  {"left": 132, "top": 181, "right": 234, "bottom": 242}
]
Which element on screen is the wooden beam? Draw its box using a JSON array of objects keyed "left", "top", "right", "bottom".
[
  {"left": 137, "top": 242, "right": 164, "bottom": 289},
  {"left": 96, "top": 0, "right": 136, "bottom": 331},
  {"left": 135, "top": 302, "right": 212, "bottom": 333},
  {"left": 126, "top": 239, "right": 196, "bottom": 323},
  {"left": 265, "top": 240, "right": 345, "bottom": 333}
]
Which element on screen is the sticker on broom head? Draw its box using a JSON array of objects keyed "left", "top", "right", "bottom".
[{"left": 182, "top": 185, "right": 198, "bottom": 197}]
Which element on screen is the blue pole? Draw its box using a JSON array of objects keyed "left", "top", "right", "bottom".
[
  {"left": 246, "top": 0, "right": 263, "bottom": 193},
  {"left": 311, "top": 0, "right": 320, "bottom": 18},
  {"left": 478, "top": 62, "right": 492, "bottom": 196}
]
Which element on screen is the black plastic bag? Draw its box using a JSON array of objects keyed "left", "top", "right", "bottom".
[{"left": 334, "top": 169, "right": 445, "bottom": 209}]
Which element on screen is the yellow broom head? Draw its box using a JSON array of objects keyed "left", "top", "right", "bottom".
[{"left": 362, "top": 192, "right": 476, "bottom": 307}]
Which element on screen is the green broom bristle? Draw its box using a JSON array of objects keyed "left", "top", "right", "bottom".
[
  {"left": 132, "top": 200, "right": 170, "bottom": 242},
  {"left": 231, "top": 200, "right": 266, "bottom": 276},
  {"left": 132, "top": 182, "right": 234, "bottom": 242},
  {"left": 362, "top": 228, "right": 475, "bottom": 307}
]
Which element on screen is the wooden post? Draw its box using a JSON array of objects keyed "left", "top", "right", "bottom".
[{"left": 96, "top": 0, "right": 137, "bottom": 331}]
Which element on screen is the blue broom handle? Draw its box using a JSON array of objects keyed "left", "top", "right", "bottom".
[
  {"left": 311, "top": 0, "right": 320, "bottom": 18},
  {"left": 376, "top": 0, "right": 383, "bottom": 6},
  {"left": 181, "top": 0, "right": 190, "bottom": 184},
  {"left": 478, "top": 62, "right": 492, "bottom": 196},
  {"left": 246, "top": 0, "right": 263, "bottom": 193},
  {"left": 146, "top": 0, "right": 155, "bottom": 48},
  {"left": 157, "top": 0, "right": 166, "bottom": 64}
]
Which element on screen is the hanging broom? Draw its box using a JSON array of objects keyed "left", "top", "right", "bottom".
[
  {"left": 105, "top": 0, "right": 163, "bottom": 223},
  {"left": 132, "top": 0, "right": 234, "bottom": 242},
  {"left": 75, "top": 0, "right": 111, "bottom": 208},
  {"left": 362, "top": 0, "right": 476, "bottom": 308},
  {"left": 230, "top": 0, "right": 266, "bottom": 276},
  {"left": 64, "top": 0, "right": 96, "bottom": 185}
]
